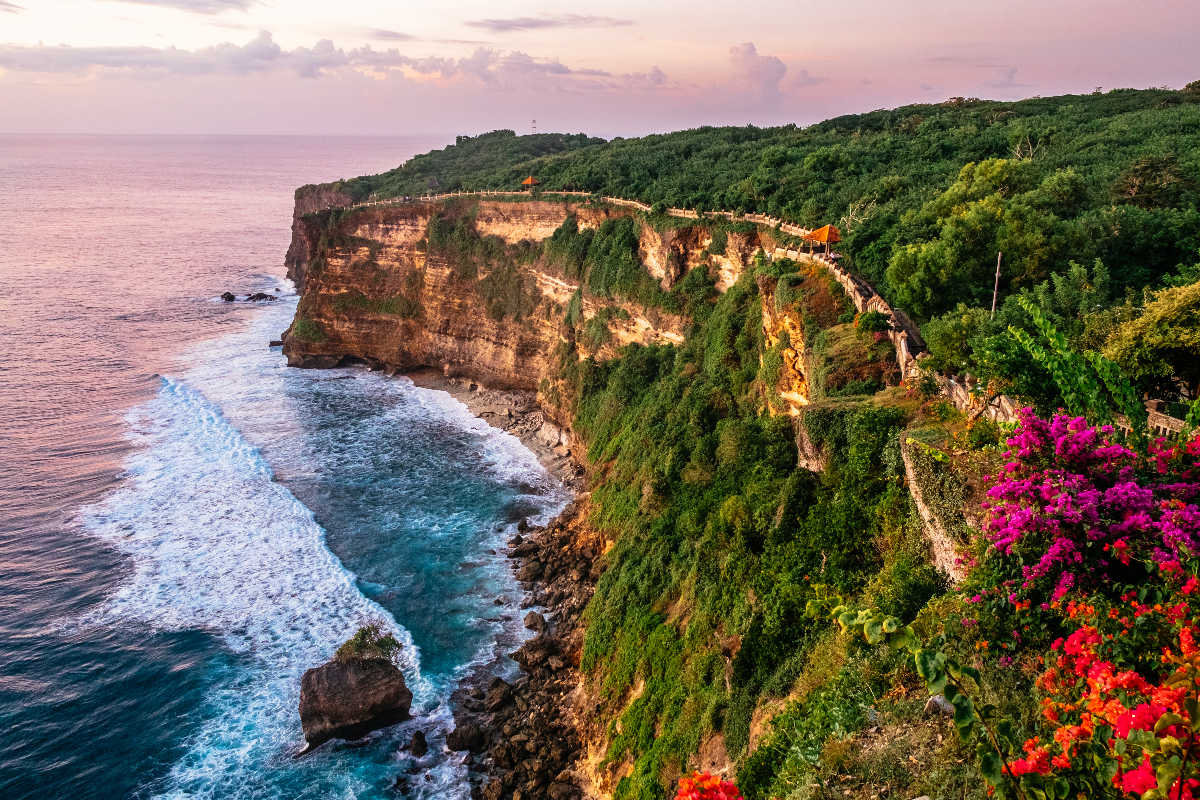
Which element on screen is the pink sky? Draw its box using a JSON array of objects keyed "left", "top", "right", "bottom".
[{"left": 1, "top": 0, "right": 1198, "bottom": 136}]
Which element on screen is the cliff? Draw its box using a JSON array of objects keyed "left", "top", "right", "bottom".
[{"left": 281, "top": 197, "right": 752, "bottom": 394}]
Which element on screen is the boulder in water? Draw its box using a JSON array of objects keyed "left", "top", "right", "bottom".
[
  {"left": 245, "top": 292, "right": 277, "bottom": 302},
  {"left": 298, "top": 625, "right": 412, "bottom": 751},
  {"left": 220, "top": 291, "right": 236, "bottom": 302}
]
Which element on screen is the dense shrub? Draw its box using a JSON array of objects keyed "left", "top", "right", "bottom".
[{"left": 335, "top": 622, "right": 403, "bottom": 665}]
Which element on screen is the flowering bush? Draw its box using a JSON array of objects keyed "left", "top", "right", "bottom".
[
  {"left": 1002, "top": 589, "right": 1200, "bottom": 799},
  {"left": 971, "top": 411, "right": 1200, "bottom": 641},
  {"left": 675, "top": 771, "right": 742, "bottom": 800},
  {"left": 961, "top": 412, "right": 1200, "bottom": 797}
]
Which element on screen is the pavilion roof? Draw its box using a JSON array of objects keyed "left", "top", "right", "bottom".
[{"left": 805, "top": 224, "right": 841, "bottom": 244}]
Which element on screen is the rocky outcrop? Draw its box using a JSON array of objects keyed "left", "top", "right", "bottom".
[
  {"left": 298, "top": 656, "right": 413, "bottom": 750},
  {"left": 757, "top": 274, "right": 810, "bottom": 415}
]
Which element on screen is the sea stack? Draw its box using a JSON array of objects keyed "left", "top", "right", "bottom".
[{"left": 298, "top": 625, "right": 412, "bottom": 751}]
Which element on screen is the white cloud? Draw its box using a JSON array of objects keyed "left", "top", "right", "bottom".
[
  {"left": 729, "top": 42, "right": 787, "bottom": 100},
  {"left": 111, "top": 0, "right": 254, "bottom": 12}
]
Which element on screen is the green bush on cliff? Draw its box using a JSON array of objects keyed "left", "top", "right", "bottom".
[
  {"left": 546, "top": 216, "right": 674, "bottom": 309},
  {"left": 291, "top": 317, "right": 326, "bottom": 342},
  {"left": 331, "top": 291, "right": 422, "bottom": 319}
]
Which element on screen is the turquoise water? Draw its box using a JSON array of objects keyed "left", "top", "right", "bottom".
[{"left": 0, "top": 136, "right": 567, "bottom": 799}]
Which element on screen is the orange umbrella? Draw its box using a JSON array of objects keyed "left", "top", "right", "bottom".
[
  {"left": 521, "top": 175, "right": 540, "bottom": 187},
  {"left": 804, "top": 224, "right": 841, "bottom": 244}
]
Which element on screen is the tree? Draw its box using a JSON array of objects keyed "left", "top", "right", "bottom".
[{"left": 1104, "top": 279, "right": 1200, "bottom": 397}]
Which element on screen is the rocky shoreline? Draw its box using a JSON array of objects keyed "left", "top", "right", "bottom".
[{"left": 404, "top": 368, "right": 602, "bottom": 800}]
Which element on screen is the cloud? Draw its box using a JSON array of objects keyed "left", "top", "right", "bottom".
[
  {"left": 112, "top": 0, "right": 253, "bottom": 12},
  {"left": 790, "top": 68, "right": 824, "bottom": 89},
  {"left": 0, "top": 31, "right": 671, "bottom": 91},
  {"left": 0, "top": 31, "right": 366, "bottom": 77},
  {"left": 361, "top": 28, "right": 488, "bottom": 46},
  {"left": 465, "top": 14, "right": 633, "bottom": 33},
  {"left": 0, "top": 0, "right": 22, "bottom": 11},
  {"left": 729, "top": 42, "right": 786, "bottom": 99}
]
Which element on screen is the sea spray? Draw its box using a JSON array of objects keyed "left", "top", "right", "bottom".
[{"left": 78, "top": 298, "right": 568, "bottom": 799}]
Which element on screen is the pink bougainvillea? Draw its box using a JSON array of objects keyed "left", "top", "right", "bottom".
[{"left": 980, "top": 410, "right": 1200, "bottom": 607}]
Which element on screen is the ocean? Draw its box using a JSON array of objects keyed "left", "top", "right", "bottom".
[{"left": 0, "top": 135, "right": 569, "bottom": 799}]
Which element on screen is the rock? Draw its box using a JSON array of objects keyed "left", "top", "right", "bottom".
[
  {"left": 220, "top": 291, "right": 236, "bottom": 302},
  {"left": 523, "top": 611, "right": 546, "bottom": 633},
  {"left": 409, "top": 730, "right": 428, "bottom": 757},
  {"left": 269, "top": 339, "right": 284, "bottom": 347},
  {"left": 516, "top": 560, "right": 543, "bottom": 581},
  {"left": 482, "top": 778, "right": 504, "bottom": 800},
  {"left": 446, "top": 721, "right": 486, "bottom": 753},
  {"left": 484, "top": 677, "right": 512, "bottom": 711},
  {"left": 245, "top": 292, "right": 277, "bottom": 302},
  {"left": 298, "top": 657, "right": 412, "bottom": 749},
  {"left": 923, "top": 694, "right": 954, "bottom": 716}
]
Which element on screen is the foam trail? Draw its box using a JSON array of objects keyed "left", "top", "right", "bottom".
[{"left": 81, "top": 377, "right": 448, "bottom": 799}]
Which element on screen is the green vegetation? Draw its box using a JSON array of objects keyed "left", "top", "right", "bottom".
[
  {"left": 545, "top": 216, "right": 673, "bottom": 308},
  {"left": 552, "top": 254, "right": 941, "bottom": 799},
  {"left": 290, "top": 317, "right": 326, "bottom": 342},
  {"left": 424, "top": 205, "right": 542, "bottom": 320},
  {"left": 335, "top": 622, "right": 403, "bottom": 666},
  {"left": 331, "top": 290, "right": 422, "bottom": 319},
  {"left": 305, "top": 84, "right": 1200, "bottom": 800},
  {"left": 318, "top": 130, "right": 602, "bottom": 202},
  {"left": 1104, "top": 278, "right": 1200, "bottom": 397}
]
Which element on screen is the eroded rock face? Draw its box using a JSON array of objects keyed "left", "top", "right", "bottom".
[
  {"left": 281, "top": 199, "right": 690, "bottom": 391},
  {"left": 298, "top": 657, "right": 412, "bottom": 749}
]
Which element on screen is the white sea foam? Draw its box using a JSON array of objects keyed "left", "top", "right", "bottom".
[
  {"left": 80, "top": 376, "right": 455, "bottom": 797},
  {"left": 79, "top": 297, "right": 568, "bottom": 799}
]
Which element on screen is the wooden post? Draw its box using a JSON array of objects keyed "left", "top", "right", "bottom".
[{"left": 990, "top": 251, "right": 1003, "bottom": 320}]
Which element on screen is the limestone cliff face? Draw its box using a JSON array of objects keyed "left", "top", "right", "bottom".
[
  {"left": 285, "top": 183, "right": 355, "bottom": 289},
  {"left": 757, "top": 274, "right": 810, "bottom": 416},
  {"left": 282, "top": 198, "right": 690, "bottom": 395}
]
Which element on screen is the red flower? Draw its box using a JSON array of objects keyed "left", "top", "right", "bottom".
[
  {"left": 1116, "top": 757, "right": 1157, "bottom": 795},
  {"left": 675, "top": 771, "right": 742, "bottom": 800}
]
